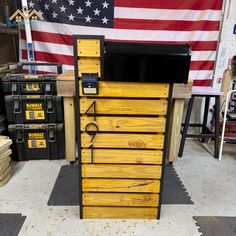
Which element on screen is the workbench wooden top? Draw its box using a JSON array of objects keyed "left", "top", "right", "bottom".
[{"left": 56, "top": 70, "right": 192, "bottom": 98}]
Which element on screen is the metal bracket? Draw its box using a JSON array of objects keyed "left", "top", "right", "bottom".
[
  {"left": 13, "top": 97, "right": 21, "bottom": 113},
  {"left": 47, "top": 97, "right": 53, "bottom": 113},
  {"left": 48, "top": 125, "right": 55, "bottom": 142},
  {"left": 16, "top": 125, "right": 24, "bottom": 143},
  {"left": 11, "top": 83, "right": 17, "bottom": 93},
  {"left": 45, "top": 83, "right": 51, "bottom": 93}
]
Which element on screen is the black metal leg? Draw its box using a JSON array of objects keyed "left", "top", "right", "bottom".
[
  {"left": 178, "top": 96, "right": 195, "bottom": 157},
  {"left": 201, "top": 96, "right": 210, "bottom": 142},
  {"left": 214, "top": 96, "right": 220, "bottom": 159}
]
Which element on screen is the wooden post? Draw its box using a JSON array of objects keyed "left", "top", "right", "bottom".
[
  {"left": 220, "top": 69, "right": 232, "bottom": 108},
  {"left": 167, "top": 98, "right": 185, "bottom": 162},
  {"left": 63, "top": 97, "right": 76, "bottom": 162}
]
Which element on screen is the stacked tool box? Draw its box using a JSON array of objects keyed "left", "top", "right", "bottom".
[
  {"left": 2, "top": 63, "right": 65, "bottom": 161},
  {"left": 0, "top": 63, "right": 17, "bottom": 135}
]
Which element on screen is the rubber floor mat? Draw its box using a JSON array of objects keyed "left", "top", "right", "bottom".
[
  {"left": 48, "top": 165, "right": 79, "bottom": 206},
  {"left": 193, "top": 216, "right": 236, "bottom": 236},
  {"left": 162, "top": 165, "right": 194, "bottom": 204},
  {"left": 48, "top": 164, "right": 193, "bottom": 205},
  {"left": 0, "top": 213, "right": 26, "bottom": 236}
]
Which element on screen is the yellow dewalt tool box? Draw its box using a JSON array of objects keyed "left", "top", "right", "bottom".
[
  {"left": 5, "top": 95, "right": 63, "bottom": 123},
  {"left": 8, "top": 123, "right": 65, "bottom": 161},
  {"left": 2, "top": 74, "right": 57, "bottom": 95}
]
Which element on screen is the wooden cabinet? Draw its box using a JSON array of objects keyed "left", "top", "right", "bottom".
[
  {"left": 74, "top": 36, "right": 172, "bottom": 219},
  {"left": 78, "top": 81, "right": 171, "bottom": 219}
]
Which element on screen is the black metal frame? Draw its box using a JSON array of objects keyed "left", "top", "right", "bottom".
[
  {"left": 157, "top": 83, "right": 173, "bottom": 219},
  {"left": 73, "top": 35, "right": 104, "bottom": 219},
  {"left": 178, "top": 94, "right": 220, "bottom": 159}
]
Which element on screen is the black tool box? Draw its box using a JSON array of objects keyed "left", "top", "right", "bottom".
[
  {"left": 8, "top": 123, "right": 65, "bottom": 161},
  {"left": 5, "top": 95, "right": 63, "bottom": 123},
  {"left": 2, "top": 74, "right": 57, "bottom": 95}
]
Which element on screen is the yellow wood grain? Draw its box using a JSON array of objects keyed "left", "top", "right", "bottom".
[
  {"left": 80, "top": 98, "right": 167, "bottom": 115},
  {"left": 81, "top": 116, "right": 166, "bottom": 133},
  {"left": 167, "top": 99, "right": 185, "bottom": 162},
  {"left": 0, "top": 139, "right": 12, "bottom": 153},
  {"left": 77, "top": 39, "right": 100, "bottom": 57},
  {"left": 79, "top": 81, "right": 169, "bottom": 98},
  {"left": 83, "top": 193, "right": 159, "bottom": 207},
  {"left": 82, "top": 179, "right": 160, "bottom": 193},
  {"left": 78, "top": 58, "right": 101, "bottom": 77},
  {"left": 56, "top": 70, "right": 74, "bottom": 81},
  {"left": 83, "top": 206, "right": 158, "bottom": 219},
  {"left": 82, "top": 164, "right": 162, "bottom": 179},
  {"left": 81, "top": 133, "right": 164, "bottom": 149},
  {"left": 81, "top": 149, "right": 163, "bottom": 164},
  {"left": 221, "top": 69, "right": 233, "bottom": 107},
  {"left": 63, "top": 98, "right": 76, "bottom": 161},
  {"left": 0, "top": 165, "right": 11, "bottom": 181}
]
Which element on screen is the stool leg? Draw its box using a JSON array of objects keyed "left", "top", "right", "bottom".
[
  {"left": 178, "top": 96, "right": 195, "bottom": 157},
  {"left": 214, "top": 96, "right": 220, "bottom": 159},
  {"left": 201, "top": 96, "right": 210, "bottom": 142}
]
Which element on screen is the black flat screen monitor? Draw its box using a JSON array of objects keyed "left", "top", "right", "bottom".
[{"left": 104, "top": 42, "right": 191, "bottom": 84}]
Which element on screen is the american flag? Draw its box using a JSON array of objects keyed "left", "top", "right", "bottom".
[{"left": 20, "top": 0, "right": 223, "bottom": 86}]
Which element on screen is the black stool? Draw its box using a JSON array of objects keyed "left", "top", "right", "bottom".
[{"left": 178, "top": 87, "right": 222, "bottom": 159}]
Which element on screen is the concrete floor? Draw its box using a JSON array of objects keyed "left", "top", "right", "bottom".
[{"left": 0, "top": 140, "right": 236, "bottom": 236}]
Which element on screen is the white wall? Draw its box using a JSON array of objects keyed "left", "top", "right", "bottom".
[{"left": 213, "top": 0, "right": 236, "bottom": 90}]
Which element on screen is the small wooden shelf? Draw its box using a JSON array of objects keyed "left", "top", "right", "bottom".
[{"left": 0, "top": 25, "right": 18, "bottom": 35}]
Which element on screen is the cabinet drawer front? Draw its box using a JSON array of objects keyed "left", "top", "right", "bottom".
[
  {"left": 79, "top": 81, "right": 169, "bottom": 98},
  {"left": 80, "top": 98, "right": 168, "bottom": 115},
  {"left": 81, "top": 149, "right": 163, "bottom": 164},
  {"left": 83, "top": 207, "right": 158, "bottom": 219},
  {"left": 83, "top": 193, "right": 159, "bottom": 207},
  {"left": 82, "top": 164, "right": 162, "bottom": 179},
  {"left": 81, "top": 133, "right": 164, "bottom": 149},
  {"left": 82, "top": 179, "right": 160, "bottom": 193},
  {"left": 81, "top": 116, "right": 166, "bottom": 133}
]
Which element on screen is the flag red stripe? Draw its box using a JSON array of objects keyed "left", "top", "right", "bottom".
[
  {"left": 190, "top": 61, "right": 214, "bottom": 70},
  {"left": 193, "top": 79, "right": 212, "bottom": 86},
  {"left": 20, "top": 30, "right": 218, "bottom": 51},
  {"left": 20, "top": 29, "right": 73, "bottom": 45},
  {"left": 22, "top": 49, "right": 74, "bottom": 65},
  {"left": 114, "top": 19, "right": 220, "bottom": 31},
  {"left": 23, "top": 69, "right": 54, "bottom": 75},
  {"left": 115, "top": 0, "right": 223, "bottom": 10}
]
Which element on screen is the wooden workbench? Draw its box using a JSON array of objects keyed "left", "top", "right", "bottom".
[{"left": 57, "top": 70, "right": 192, "bottom": 163}]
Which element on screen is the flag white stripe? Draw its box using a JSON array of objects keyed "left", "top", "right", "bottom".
[
  {"left": 191, "top": 51, "right": 216, "bottom": 61},
  {"left": 20, "top": 39, "right": 216, "bottom": 62},
  {"left": 114, "top": 7, "right": 221, "bottom": 21},
  {"left": 189, "top": 70, "right": 213, "bottom": 80},
  {"left": 30, "top": 21, "right": 219, "bottom": 42}
]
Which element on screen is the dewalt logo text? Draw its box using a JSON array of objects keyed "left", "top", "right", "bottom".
[
  {"left": 26, "top": 103, "right": 43, "bottom": 110},
  {"left": 28, "top": 133, "right": 45, "bottom": 139}
]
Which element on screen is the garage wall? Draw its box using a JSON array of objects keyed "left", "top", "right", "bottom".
[
  {"left": 213, "top": 0, "right": 236, "bottom": 90},
  {"left": 0, "top": 1, "right": 17, "bottom": 64}
]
